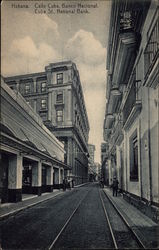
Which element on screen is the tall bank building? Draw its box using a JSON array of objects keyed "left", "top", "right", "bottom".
[{"left": 3, "top": 61, "right": 90, "bottom": 186}]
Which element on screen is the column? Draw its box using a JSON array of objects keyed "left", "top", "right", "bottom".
[
  {"left": 8, "top": 154, "right": 22, "bottom": 202},
  {"left": 60, "top": 168, "right": 64, "bottom": 183},
  {"left": 108, "top": 159, "right": 112, "bottom": 186},
  {"left": 46, "top": 166, "right": 53, "bottom": 192},
  {"left": 17, "top": 81, "right": 20, "bottom": 92},
  {"left": 67, "top": 89, "right": 72, "bottom": 124},
  {"left": 48, "top": 91, "right": 52, "bottom": 122},
  {"left": 116, "top": 146, "right": 121, "bottom": 189},
  {"left": 33, "top": 77, "right": 37, "bottom": 93},
  {"left": 32, "top": 161, "right": 42, "bottom": 196},
  {"left": 58, "top": 168, "right": 61, "bottom": 184},
  {"left": 123, "top": 130, "right": 128, "bottom": 192},
  {"left": 45, "top": 67, "right": 52, "bottom": 84},
  {"left": 53, "top": 167, "right": 60, "bottom": 189}
]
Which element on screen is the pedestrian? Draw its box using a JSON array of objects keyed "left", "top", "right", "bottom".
[
  {"left": 72, "top": 179, "right": 74, "bottom": 188},
  {"left": 65, "top": 178, "right": 68, "bottom": 189},
  {"left": 112, "top": 176, "right": 119, "bottom": 197},
  {"left": 63, "top": 179, "right": 66, "bottom": 191},
  {"left": 68, "top": 180, "right": 71, "bottom": 190}
]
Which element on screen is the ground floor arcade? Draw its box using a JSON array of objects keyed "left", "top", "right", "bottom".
[{"left": 0, "top": 148, "right": 65, "bottom": 204}]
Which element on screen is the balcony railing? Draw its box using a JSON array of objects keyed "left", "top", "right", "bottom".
[
  {"left": 114, "top": 119, "right": 123, "bottom": 144},
  {"left": 123, "top": 77, "right": 142, "bottom": 126},
  {"left": 108, "top": 117, "right": 123, "bottom": 152},
  {"left": 144, "top": 18, "right": 159, "bottom": 87}
]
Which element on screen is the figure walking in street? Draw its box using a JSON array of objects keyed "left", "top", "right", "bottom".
[
  {"left": 67, "top": 180, "right": 71, "bottom": 190},
  {"left": 72, "top": 179, "right": 74, "bottom": 188},
  {"left": 63, "top": 178, "right": 66, "bottom": 191},
  {"left": 112, "top": 176, "right": 119, "bottom": 197}
]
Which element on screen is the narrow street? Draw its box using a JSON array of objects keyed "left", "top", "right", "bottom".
[
  {"left": 0, "top": 183, "right": 158, "bottom": 249},
  {"left": 1, "top": 1, "right": 159, "bottom": 249}
]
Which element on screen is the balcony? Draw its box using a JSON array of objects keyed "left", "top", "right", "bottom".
[
  {"left": 104, "top": 114, "right": 114, "bottom": 129},
  {"left": 108, "top": 117, "right": 123, "bottom": 152},
  {"left": 112, "top": 31, "right": 137, "bottom": 86},
  {"left": 103, "top": 113, "right": 115, "bottom": 142},
  {"left": 123, "top": 77, "right": 142, "bottom": 130},
  {"left": 144, "top": 18, "right": 159, "bottom": 88},
  {"left": 107, "top": 87, "right": 122, "bottom": 114},
  {"left": 113, "top": 119, "right": 124, "bottom": 146}
]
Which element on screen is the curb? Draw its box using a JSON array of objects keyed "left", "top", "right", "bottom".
[{"left": 0, "top": 184, "right": 90, "bottom": 222}]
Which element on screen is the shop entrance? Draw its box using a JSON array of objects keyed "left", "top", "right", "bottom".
[
  {"left": 0, "top": 152, "right": 9, "bottom": 203},
  {"left": 53, "top": 168, "right": 59, "bottom": 189},
  {"left": 42, "top": 165, "right": 47, "bottom": 193},
  {"left": 22, "top": 158, "right": 32, "bottom": 194}
]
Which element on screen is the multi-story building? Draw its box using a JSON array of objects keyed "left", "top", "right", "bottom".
[
  {"left": 0, "top": 77, "right": 68, "bottom": 203},
  {"left": 88, "top": 144, "right": 95, "bottom": 164},
  {"left": 4, "top": 61, "right": 90, "bottom": 185},
  {"left": 103, "top": 0, "right": 158, "bottom": 221},
  {"left": 100, "top": 142, "right": 109, "bottom": 185},
  {"left": 94, "top": 162, "right": 101, "bottom": 181}
]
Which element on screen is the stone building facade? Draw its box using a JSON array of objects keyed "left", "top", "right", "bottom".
[
  {"left": 88, "top": 144, "right": 96, "bottom": 181},
  {"left": 100, "top": 142, "right": 109, "bottom": 185},
  {"left": 4, "top": 61, "right": 90, "bottom": 185},
  {"left": 103, "top": 0, "right": 158, "bottom": 221},
  {"left": 0, "top": 77, "right": 69, "bottom": 203}
]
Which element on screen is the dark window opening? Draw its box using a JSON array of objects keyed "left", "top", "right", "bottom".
[
  {"left": 57, "top": 73, "right": 63, "bottom": 84},
  {"left": 130, "top": 133, "right": 138, "bottom": 181},
  {"left": 56, "top": 92, "right": 63, "bottom": 103}
]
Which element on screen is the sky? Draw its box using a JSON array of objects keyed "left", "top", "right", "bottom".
[{"left": 1, "top": 0, "right": 111, "bottom": 163}]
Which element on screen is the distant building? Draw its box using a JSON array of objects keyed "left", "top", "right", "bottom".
[
  {"left": 4, "top": 61, "right": 90, "bottom": 185},
  {"left": 88, "top": 144, "right": 95, "bottom": 164},
  {"left": 88, "top": 144, "right": 96, "bottom": 181},
  {"left": 0, "top": 77, "right": 69, "bottom": 203},
  {"left": 94, "top": 162, "right": 101, "bottom": 181},
  {"left": 103, "top": 0, "right": 158, "bottom": 221}
]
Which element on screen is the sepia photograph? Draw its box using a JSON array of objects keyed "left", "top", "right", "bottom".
[{"left": 0, "top": 0, "right": 159, "bottom": 249}]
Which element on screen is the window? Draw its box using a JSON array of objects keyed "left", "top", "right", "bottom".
[
  {"left": 41, "top": 82, "right": 46, "bottom": 92},
  {"left": 56, "top": 109, "right": 63, "bottom": 122},
  {"left": 130, "top": 133, "right": 138, "bottom": 181},
  {"left": 25, "top": 83, "right": 31, "bottom": 94},
  {"left": 56, "top": 92, "right": 63, "bottom": 103},
  {"left": 41, "top": 99, "right": 47, "bottom": 109},
  {"left": 57, "top": 73, "right": 63, "bottom": 84}
]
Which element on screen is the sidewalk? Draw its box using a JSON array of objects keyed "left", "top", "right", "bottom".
[
  {"left": 0, "top": 183, "right": 88, "bottom": 221},
  {"left": 0, "top": 189, "right": 64, "bottom": 221},
  {"left": 103, "top": 187, "right": 159, "bottom": 249}
]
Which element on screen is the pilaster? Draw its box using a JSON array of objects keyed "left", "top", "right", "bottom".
[
  {"left": 32, "top": 161, "right": 42, "bottom": 196},
  {"left": 46, "top": 166, "right": 54, "bottom": 192},
  {"left": 8, "top": 154, "right": 22, "bottom": 202}
]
